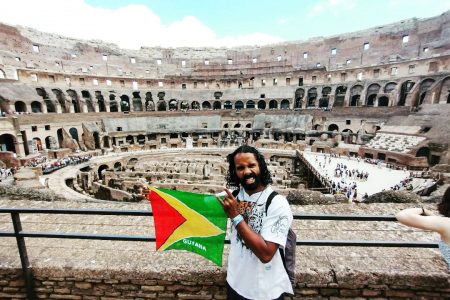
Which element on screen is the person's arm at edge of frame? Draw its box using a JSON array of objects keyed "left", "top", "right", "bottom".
[
  {"left": 395, "top": 207, "right": 448, "bottom": 234},
  {"left": 217, "top": 188, "right": 279, "bottom": 263}
]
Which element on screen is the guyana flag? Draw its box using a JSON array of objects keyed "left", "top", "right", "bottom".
[{"left": 148, "top": 187, "right": 227, "bottom": 266}]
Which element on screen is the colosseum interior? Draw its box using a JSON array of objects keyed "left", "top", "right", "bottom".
[{"left": 1, "top": 9, "right": 450, "bottom": 300}]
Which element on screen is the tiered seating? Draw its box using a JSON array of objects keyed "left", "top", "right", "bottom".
[{"left": 366, "top": 133, "right": 426, "bottom": 153}]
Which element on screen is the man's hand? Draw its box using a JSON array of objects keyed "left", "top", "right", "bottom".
[{"left": 216, "top": 188, "right": 240, "bottom": 219}]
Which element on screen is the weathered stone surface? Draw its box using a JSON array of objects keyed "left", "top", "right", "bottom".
[{"left": 364, "top": 190, "right": 421, "bottom": 204}]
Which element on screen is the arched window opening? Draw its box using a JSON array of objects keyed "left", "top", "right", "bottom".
[
  {"left": 294, "top": 88, "right": 305, "bottom": 109},
  {"left": 169, "top": 99, "right": 178, "bottom": 111},
  {"left": 257, "top": 100, "right": 266, "bottom": 110},
  {"left": 307, "top": 88, "right": 317, "bottom": 107},
  {"left": 0, "top": 134, "right": 16, "bottom": 152},
  {"left": 120, "top": 95, "right": 130, "bottom": 112},
  {"left": 235, "top": 101, "right": 244, "bottom": 110},
  {"left": 31, "top": 101, "right": 42, "bottom": 113},
  {"left": 328, "top": 124, "right": 339, "bottom": 132},
  {"left": 202, "top": 101, "right": 211, "bottom": 110},
  {"left": 280, "top": 99, "right": 290, "bottom": 109},
  {"left": 269, "top": 100, "right": 278, "bottom": 109},
  {"left": 14, "top": 101, "right": 27, "bottom": 113}
]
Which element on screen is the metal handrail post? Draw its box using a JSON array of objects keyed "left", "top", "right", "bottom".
[{"left": 11, "top": 212, "right": 36, "bottom": 300}]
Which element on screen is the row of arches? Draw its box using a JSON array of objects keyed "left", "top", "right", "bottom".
[{"left": 2, "top": 77, "right": 449, "bottom": 115}]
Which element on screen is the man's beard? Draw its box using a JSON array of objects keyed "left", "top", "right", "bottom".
[{"left": 240, "top": 173, "right": 262, "bottom": 191}]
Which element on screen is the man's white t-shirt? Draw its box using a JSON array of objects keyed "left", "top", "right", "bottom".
[{"left": 227, "top": 186, "right": 293, "bottom": 299}]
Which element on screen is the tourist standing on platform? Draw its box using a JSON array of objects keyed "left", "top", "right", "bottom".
[
  {"left": 217, "top": 145, "right": 293, "bottom": 299},
  {"left": 396, "top": 187, "right": 450, "bottom": 267}
]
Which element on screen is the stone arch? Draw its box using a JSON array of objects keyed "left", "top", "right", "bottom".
[
  {"left": 180, "top": 101, "right": 189, "bottom": 110},
  {"left": 246, "top": 100, "right": 255, "bottom": 109},
  {"left": 52, "top": 89, "right": 69, "bottom": 113},
  {"left": 0, "top": 134, "right": 16, "bottom": 152},
  {"left": 153, "top": 100, "right": 167, "bottom": 113},
  {"left": 280, "top": 99, "right": 290, "bottom": 109},
  {"left": 132, "top": 92, "right": 142, "bottom": 112},
  {"left": 37, "top": 87, "right": 56, "bottom": 113},
  {"left": 417, "top": 79, "right": 435, "bottom": 106},
  {"left": 157, "top": 91, "right": 165, "bottom": 101},
  {"left": 235, "top": 100, "right": 244, "bottom": 110},
  {"left": 416, "top": 147, "right": 430, "bottom": 161},
  {"left": 307, "top": 88, "right": 317, "bottom": 107},
  {"left": 319, "top": 86, "right": 331, "bottom": 108},
  {"left": 313, "top": 124, "right": 322, "bottom": 131},
  {"left": 69, "top": 127, "right": 79, "bottom": 141},
  {"left": 334, "top": 86, "right": 347, "bottom": 107},
  {"left": 93, "top": 132, "right": 101, "bottom": 149},
  {"left": 0, "top": 69, "right": 5, "bottom": 79},
  {"left": 202, "top": 101, "right": 211, "bottom": 110},
  {"left": 33, "top": 137, "right": 43, "bottom": 151},
  {"left": 109, "top": 94, "right": 119, "bottom": 112},
  {"left": 224, "top": 101, "right": 232, "bottom": 109},
  {"left": 95, "top": 91, "right": 106, "bottom": 112},
  {"left": 269, "top": 100, "right": 278, "bottom": 109},
  {"left": 294, "top": 88, "right": 305, "bottom": 108},
  {"left": 328, "top": 124, "right": 339, "bottom": 132},
  {"left": 191, "top": 101, "right": 200, "bottom": 110},
  {"left": 67, "top": 89, "right": 81, "bottom": 113},
  {"left": 56, "top": 129, "right": 64, "bottom": 147},
  {"left": 45, "top": 136, "right": 56, "bottom": 149},
  {"left": 114, "top": 162, "right": 122, "bottom": 171},
  {"left": 378, "top": 96, "right": 389, "bottom": 106},
  {"left": 0, "top": 96, "right": 11, "bottom": 113},
  {"left": 213, "top": 101, "right": 221, "bottom": 110},
  {"left": 14, "top": 101, "right": 27, "bottom": 113},
  {"left": 384, "top": 82, "right": 397, "bottom": 93},
  {"left": 257, "top": 100, "right": 266, "bottom": 109},
  {"left": 169, "top": 99, "right": 178, "bottom": 111},
  {"left": 137, "top": 134, "right": 146, "bottom": 145},
  {"left": 350, "top": 85, "right": 363, "bottom": 107},
  {"left": 126, "top": 135, "right": 134, "bottom": 144},
  {"left": 438, "top": 76, "right": 450, "bottom": 104},
  {"left": 120, "top": 95, "right": 130, "bottom": 112},
  {"left": 103, "top": 136, "right": 110, "bottom": 148},
  {"left": 127, "top": 157, "right": 139, "bottom": 166},
  {"left": 145, "top": 92, "right": 154, "bottom": 111},
  {"left": 31, "top": 101, "right": 42, "bottom": 113},
  {"left": 98, "top": 164, "right": 109, "bottom": 180},
  {"left": 366, "top": 83, "right": 381, "bottom": 106},
  {"left": 82, "top": 90, "right": 95, "bottom": 112},
  {"left": 398, "top": 80, "right": 415, "bottom": 106}
]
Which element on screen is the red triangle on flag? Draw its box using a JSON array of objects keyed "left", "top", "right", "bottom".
[{"left": 149, "top": 190, "right": 186, "bottom": 249}]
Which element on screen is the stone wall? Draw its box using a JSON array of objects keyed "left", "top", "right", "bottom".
[{"left": 1, "top": 267, "right": 450, "bottom": 299}]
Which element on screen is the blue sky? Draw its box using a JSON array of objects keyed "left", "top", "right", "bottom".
[{"left": 2, "top": 0, "right": 450, "bottom": 48}]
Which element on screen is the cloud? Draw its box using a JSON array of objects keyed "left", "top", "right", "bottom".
[
  {"left": 308, "top": 0, "right": 357, "bottom": 18},
  {"left": 0, "top": 0, "right": 283, "bottom": 49}
]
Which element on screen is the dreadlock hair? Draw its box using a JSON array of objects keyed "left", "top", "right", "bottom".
[
  {"left": 226, "top": 145, "right": 272, "bottom": 189},
  {"left": 438, "top": 186, "right": 450, "bottom": 217}
]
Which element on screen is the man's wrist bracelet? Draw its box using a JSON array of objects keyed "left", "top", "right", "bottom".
[{"left": 231, "top": 214, "right": 244, "bottom": 227}]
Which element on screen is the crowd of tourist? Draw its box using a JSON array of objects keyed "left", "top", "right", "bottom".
[{"left": 40, "top": 155, "right": 92, "bottom": 174}]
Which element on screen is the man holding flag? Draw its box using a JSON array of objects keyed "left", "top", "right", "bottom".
[{"left": 217, "top": 145, "right": 293, "bottom": 300}]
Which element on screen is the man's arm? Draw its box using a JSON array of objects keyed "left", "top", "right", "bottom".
[{"left": 217, "top": 188, "right": 279, "bottom": 263}]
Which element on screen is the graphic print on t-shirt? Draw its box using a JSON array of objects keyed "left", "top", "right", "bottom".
[{"left": 235, "top": 201, "right": 265, "bottom": 248}]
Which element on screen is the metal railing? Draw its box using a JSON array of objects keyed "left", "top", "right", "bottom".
[{"left": 0, "top": 208, "right": 439, "bottom": 300}]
